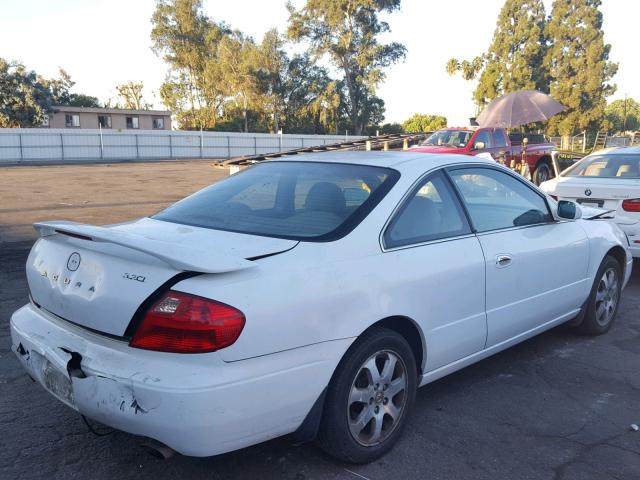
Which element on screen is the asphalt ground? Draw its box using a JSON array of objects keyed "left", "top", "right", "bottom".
[{"left": 1, "top": 161, "right": 639, "bottom": 480}]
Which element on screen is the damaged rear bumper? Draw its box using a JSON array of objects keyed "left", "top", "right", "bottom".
[{"left": 10, "top": 303, "right": 350, "bottom": 457}]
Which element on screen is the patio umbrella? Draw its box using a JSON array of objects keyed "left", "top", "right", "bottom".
[{"left": 476, "top": 90, "right": 565, "bottom": 128}]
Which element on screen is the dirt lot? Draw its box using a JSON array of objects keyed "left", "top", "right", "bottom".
[
  {"left": 1, "top": 161, "right": 639, "bottom": 480},
  {"left": 0, "top": 161, "right": 229, "bottom": 243}
]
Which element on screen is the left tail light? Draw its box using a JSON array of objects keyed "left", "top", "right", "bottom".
[
  {"left": 130, "top": 290, "right": 245, "bottom": 354},
  {"left": 622, "top": 199, "right": 640, "bottom": 212}
]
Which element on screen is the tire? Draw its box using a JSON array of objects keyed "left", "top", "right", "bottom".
[
  {"left": 575, "top": 255, "right": 622, "bottom": 335},
  {"left": 317, "top": 327, "right": 417, "bottom": 464},
  {"left": 533, "top": 160, "right": 553, "bottom": 185}
]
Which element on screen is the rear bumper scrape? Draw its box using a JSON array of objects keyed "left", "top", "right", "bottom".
[{"left": 10, "top": 303, "right": 351, "bottom": 457}]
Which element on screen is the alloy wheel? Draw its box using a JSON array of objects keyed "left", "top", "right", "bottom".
[
  {"left": 595, "top": 267, "right": 619, "bottom": 327},
  {"left": 347, "top": 350, "right": 408, "bottom": 447}
]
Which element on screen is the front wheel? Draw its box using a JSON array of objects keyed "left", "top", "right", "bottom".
[
  {"left": 317, "top": 327, "right": 417, "bottom": 463},
  {"left": 575, "top": 255, "right": 622, "bottom": 335}
]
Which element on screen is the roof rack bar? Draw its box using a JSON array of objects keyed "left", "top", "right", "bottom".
[{"left": 217, "top": 132, "right": 430, "bottom": 167}]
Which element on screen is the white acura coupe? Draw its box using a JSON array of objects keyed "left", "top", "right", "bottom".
[
  {"left": 10, "top": 152, "right": 632, "bottom": 463},
  {"left": 540, "top": 146, "right": 640, "bottom": 258}
]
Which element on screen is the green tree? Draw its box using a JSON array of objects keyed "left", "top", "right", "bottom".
[
  {"left": 365, "top": 122, "right": 403, "bottom": 135},
  {"left": 274, "top": 52, "right": 342, "bottom": 134},
  {"left": 0, "top": 58, "right": 48, "bottom": 127},
  {"left": 447, "top": 0, "right": 547, "bottom": 108},
  {"left": 0, "top": 58, "right": 98, "bottom": 127},
  {"left": 66, "top": 94, "right": 100, "bottom": 107},
  {"left": 254, "top": 29, "right": 287, "bottom": 132},
  {"left": 605, "top": 98, "right": 640, "bottom": 133},
  {"left": 151, "top": 0, "right": 230, "bottom": 129},
  {"left": 287, "top": 0, "right": 406, "bottom": 135},
  {"left": 217, "top": 32, "right": 262, "bottom": 132},
  {"left": 402, "top": 113, "right": 447, "bottom": 132},
  {"left": 544, "top": 0, "right": 617, "bottom": 135},
  {"left": 39, "top": 68, "right": 100, "bottom": 107},
  {"left": 116, "top": 81, "right": 152, "bottom": 110}
]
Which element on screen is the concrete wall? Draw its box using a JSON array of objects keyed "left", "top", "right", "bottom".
[{"left": 0, "top": 129, "right": 365, "bottom": 164}]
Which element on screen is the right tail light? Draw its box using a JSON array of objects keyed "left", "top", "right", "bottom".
[
  {"left": 130, "top": 291, "right": 245, "bottom": 354},
  {"left": 622, "top": 199, "right": 640, "bottom": 212}
]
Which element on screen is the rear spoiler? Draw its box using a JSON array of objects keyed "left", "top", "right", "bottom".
[{"left": 33, "top": 221, "right": 255, "bottom": 274}]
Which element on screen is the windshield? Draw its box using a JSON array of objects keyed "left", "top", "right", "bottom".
[
  {"left": 421, "top": 130, "right": 474, "bottom": 148},
  {"left": 153, "top": 161, "right": 399, "bottom": 241},
  {"left": 562, "top": 153, "right": 640, "bottom": 179}
]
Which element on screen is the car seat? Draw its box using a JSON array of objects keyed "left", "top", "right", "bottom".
[{"left": 305, "top": 182, "right": 347, "bottom": 217}]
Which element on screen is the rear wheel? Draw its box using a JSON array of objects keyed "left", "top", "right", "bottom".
[
  {"left": 317, "top": 327, "right": 417, "bottom": 464},
  {"left": 533, "top": 160, "right": 553, "bottom": 185},
  {"left": 576, "top": 255, "right": 622, "bottom": 335}
]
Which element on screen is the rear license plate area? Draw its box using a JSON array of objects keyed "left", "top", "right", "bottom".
[
  {"left": 577, "top": 198, "right": 604, "bottom": 208},
  {"left": 42, "top": 358, "right": 75, "bottom": 407}
]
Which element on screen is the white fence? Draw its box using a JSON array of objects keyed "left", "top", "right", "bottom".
[{"left": 0, "top": 129, "right": 364, "bottom": 165}]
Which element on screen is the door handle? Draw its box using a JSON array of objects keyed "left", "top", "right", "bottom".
[{"left": 495, "top": 254, "right": 512, "bottom": 268}]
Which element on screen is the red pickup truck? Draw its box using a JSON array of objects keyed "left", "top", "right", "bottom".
[{"left": 410, "top": 127, "right": 556, "bottom": 185}]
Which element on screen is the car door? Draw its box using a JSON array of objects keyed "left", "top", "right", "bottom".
[
  {"left": 470, "top": 129, "right": 492, "bottom": 156},
  {"left": 490, "top": 128, "right": 510, "bottom": 166},
  {"left": 382, "top": 169, "right": 487, "bottom": 372},
  {"left": 448, "top": 166, "right": 590, "bottom": 348}
]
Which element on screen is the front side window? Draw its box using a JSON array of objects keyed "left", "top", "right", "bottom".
[
  {"left": 384, "top": 171, "right": 470, "bottom": 248},
  {"left": 65, "top": 114, "right": 80, "bottom": 127},
  {"left": 449, "top": 167, "right": 552, "bottom": 232},
  {"left": 126, "top": 116, "right": 139, "bottom": 129},
  {"left": 472, "top": 130, "right": 491, "bottom": 149},
  {"left": 153, "top": 161, "right": 399, "bottom": 241},
  {"left": 98, "top": 115, "right": 111, "bottom": 128},
  {"left": 562, "top": 154, "right": 640, "bottom": 178}
]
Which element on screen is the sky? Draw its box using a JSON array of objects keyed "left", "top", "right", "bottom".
[{"left": 1, "top": 0, "right": 637, "bottom": 127}]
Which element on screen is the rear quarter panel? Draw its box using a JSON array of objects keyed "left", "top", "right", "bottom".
[
  {"left": 171, "top": 163, "right": 428, "bottom": 363},
  {"left": 578, "top": 219, "right": 633, "bottom": 286}
]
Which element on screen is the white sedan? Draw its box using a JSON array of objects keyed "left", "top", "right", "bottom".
[
  {"left": 540, "top": 146, "right": 640, "bottom": 257},
  {"left": 10, "top": 152, "right": 633, "bottom": 463}
]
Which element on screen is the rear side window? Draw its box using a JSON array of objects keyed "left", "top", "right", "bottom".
[
  {"left": 153, "top": 161, "right": 399, "bottom": 241},
  {"left": 384, "top": 171, "right": 471, "bottom": 248},
  {"left": 449, "top": 167, "right": 552, "bottom": 232}
]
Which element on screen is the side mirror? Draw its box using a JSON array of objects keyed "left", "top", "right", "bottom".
[
  {"left": 556, "top": 200, "right": 582, "bottom": 220},
  {"left": 472, "top": 141, "right": 485, "bottom": 150}
]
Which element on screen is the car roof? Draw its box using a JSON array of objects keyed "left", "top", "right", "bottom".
[
  {"left": 590, "top": 146, "right": 640, "bottom": 156},
  {"left": 266, "top": 150, "right": 493, "bottom": 170}
]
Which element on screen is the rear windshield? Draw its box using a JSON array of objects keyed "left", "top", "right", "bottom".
[
  {"left": 422, "top": 130, "right": 473, "bottom": 148},
  {"left": 153, "top": 161, "right": 399, "bottom": 241},
  {"left": 562, "top": 154, "right": 640, "bottom": 179}
]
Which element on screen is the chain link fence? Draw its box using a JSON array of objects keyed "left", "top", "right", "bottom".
[{"left": 0, "top": 129, "right": 363, "bottom": 165}]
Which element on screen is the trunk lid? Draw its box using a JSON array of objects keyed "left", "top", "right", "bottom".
[
  {"left": 27, "top": 218, "right": 297, "bottom": 337},
  {"left": 553, "top": 176, "right": 640, "bottom": 221}
]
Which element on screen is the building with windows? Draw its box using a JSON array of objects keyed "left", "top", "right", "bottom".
[{"left": 44, "top": 106, "right": 172, "bottom": 130}]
